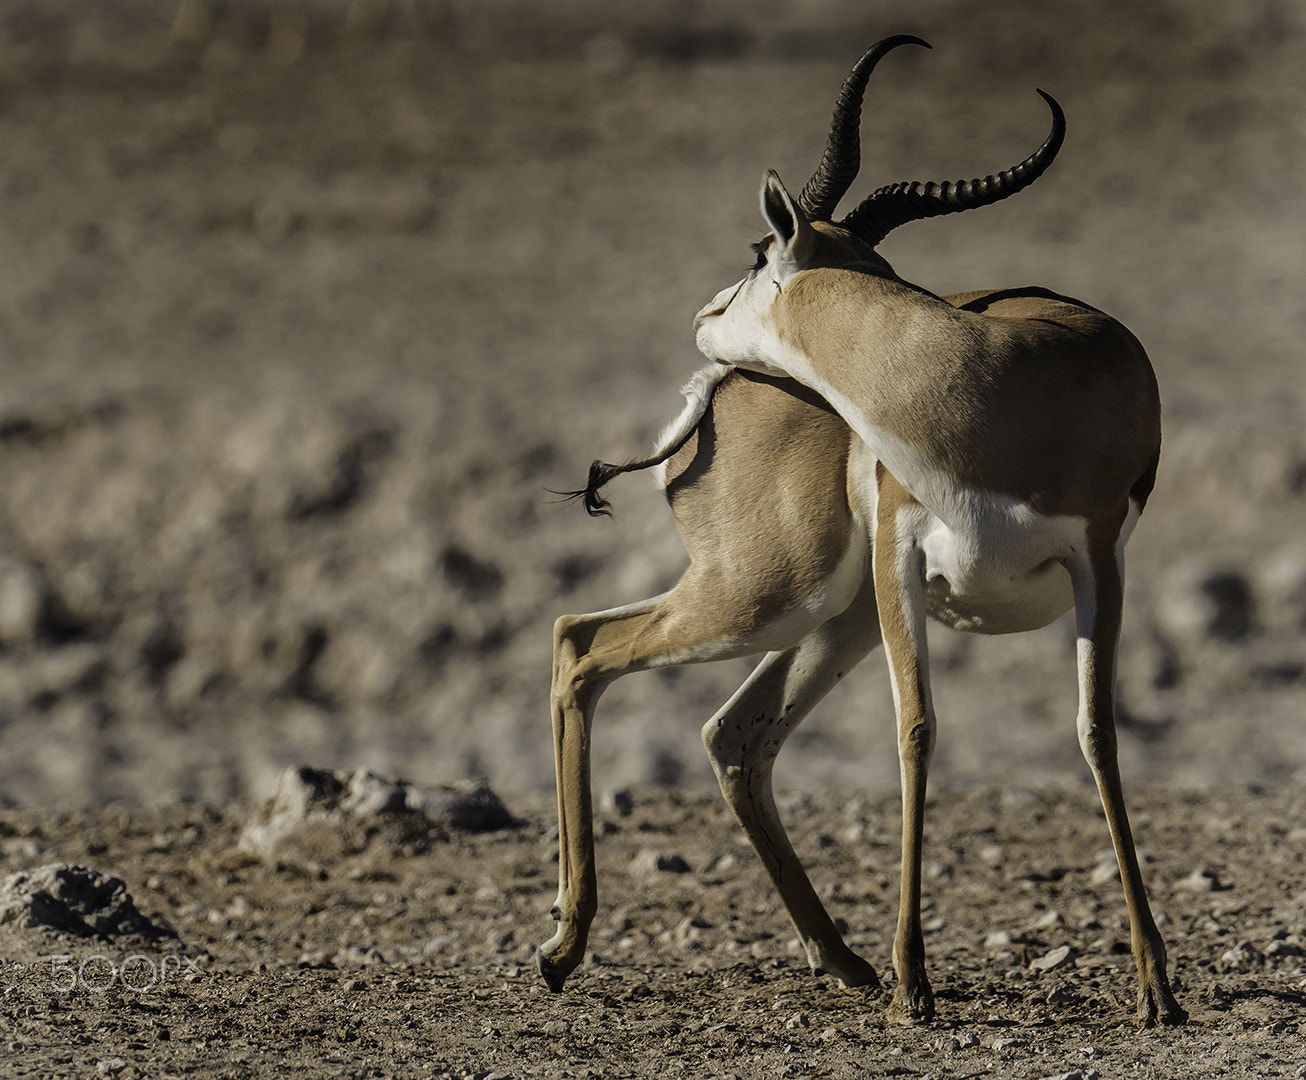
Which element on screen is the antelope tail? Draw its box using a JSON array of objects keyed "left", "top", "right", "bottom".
[{"left": 556, "top": 362, "right": 732, "bottom": 517}]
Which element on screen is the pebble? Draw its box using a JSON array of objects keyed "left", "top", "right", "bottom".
[
  {"left": 629, "top": 848, "right": 691, "bottom": 876},
  {"left": 785, "top": 1012, "right": 809, "bottom": 1029},
  {"left": 1267, "top": 940, "right": 1304, "bottom": 958},
  {"left": 1220, "top": 940, "right": 1262, "bottom": 968},
  {"left": 1047, "top": 982, "right": 1078, "bottom": 1004},
  {"left": 1089, "top": 861, "right": 1119, "bottom": 886},
  {"left": 984, "top": 930, "right": 1016, "bottom": 950},
  {"left": 1174, "top": 867, "right": 1223, "bottom": 893},
  {"left": 1158, "top": 562, "right": 1257, "bottom": 643},
  {"left": 542, "top": 1019, "right": 569, "bottom": 1036},
  {"left": 96, "top": 1062, "right": 128, "bottom": 1077},
  {"left": 1030, "top": 945, "right": 1076, "bottom": 972},
  {"left": 601, "top": 788, "right": 634, "bottom": 817}
]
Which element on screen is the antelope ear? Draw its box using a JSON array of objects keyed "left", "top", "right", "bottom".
[{"left": 760, "top": 170, "right": 815, "bottom": 256}]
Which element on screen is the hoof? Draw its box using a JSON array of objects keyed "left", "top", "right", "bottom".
[
  {"left": 828, "top": 957, "right": 881, "bottom": 991},
  {"left": 1138, "top": 993, "right": 1187, "bottom": 1029},
  {"left": 535, "top": 949, "right": 569, "bottom": 993},
  {"left": 886, "top": 983, "right": 935, "bottom": 1026}
]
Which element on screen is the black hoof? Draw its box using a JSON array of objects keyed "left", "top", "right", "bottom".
[{"left": 535, "top": 949, "right": 568, "bottom": 993}]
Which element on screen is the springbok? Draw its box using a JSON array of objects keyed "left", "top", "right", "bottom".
[{"left": 538, "top": 37, "right": 1185, "bottom": 1029}]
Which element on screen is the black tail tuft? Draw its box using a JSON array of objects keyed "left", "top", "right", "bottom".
[
  {"left": 549, "top": 460, "right": 624, "bottom": 517},
  {"left": 549, "top": 369, "right": 726, "bottom": 517}
]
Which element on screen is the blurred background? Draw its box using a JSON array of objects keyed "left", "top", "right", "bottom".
[{"left": 0, "top": 0, "right": 1302, "bottom": 806}]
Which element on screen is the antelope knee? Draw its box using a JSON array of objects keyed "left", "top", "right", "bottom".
[
  {"left": 1076, "top": 711, "right": 1119, "bottom": 765},
  {"left": 898, "top": 717, "right": 936, "bottom": 759}
]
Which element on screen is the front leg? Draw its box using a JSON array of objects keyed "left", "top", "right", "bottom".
[
  {"left": 1068, "top": 524, "right": 1186, "bottom": 1028},
  {"left": 873, "top": 468, "right": 937, "bottom": 1025}
]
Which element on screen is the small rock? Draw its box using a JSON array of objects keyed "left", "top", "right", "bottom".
[
  {"left": 985, "top": 930, "right": 1016, "bottom": 950},
  {"left": 600, "top": 788, "right": 635, "bottom": 817},
  {"left": 785, "top": 1012, "right": 809, "bottom": 1029},
  {"left": 1158, "top": 562, "right": 1257, "bottom": 643},
  {"left": 933, "top": 1036, "right": 961, "bottom": 1052},
  {"left": 989, "top": 1036, "right": 1026, "bottom": 1051},
  {"left": 1220, "top": 940, "right": 1262, "bottom": 969},
  {"left": 629, "top": 849, "right": 691, "bottom": 876},
  {"left": 96, "top": 1060, "right": 128, "bottom": 1077},
  {"left": 341, "top": 770, "right": 407, "bottom": 816},
  {"left": 239, "top": 765, "right": 520, "bottom": 860},
  {"left": 542, "top": 1019, "right": 569, "bottom": 1037},
  {"left": 405, "top": 777, "right": 522, "bottom": 832},
  {"left": 1090, "top": 861, "right": 1119, "bottom": 886},
  {"left": 1173, "top": 867, "right": 1223, "bottom": 893},
  {"left": 0, "top": 559, "right": 47, "bottom": 645},
  {"left": 1032, "top": 909, "right": 1063, "bottom": 929},
  {"left": 1046, "top": 982, "right": 1079, "bottom": 1004},
  {"left": 1267, "top": 940, "right": 1304, "bottom": 958},
  {"left": 708, "top": 852, "right": 739, "bottom": 874},
  {"left": 1029, "top": 945, "right": 1076, "bottom": 972},
  {"left": 674, "top": 915, "right": 711, "bottom": 942}
]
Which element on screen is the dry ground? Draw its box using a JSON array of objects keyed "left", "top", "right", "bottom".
[
  {"left": 3, "top": 785, "right": 1306, "bottom": 1078},
  {"left": 0, "top": 2, "right": 1304, "bottom": 1077}
]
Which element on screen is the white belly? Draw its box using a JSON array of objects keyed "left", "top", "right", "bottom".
[
  {"left": 915, "top": 496, "right": 1080, "bottom": 634},
  {"left": 919, "top": 518, "right": 1075, "bottom": 634},
  {"left": 848, "top": 442, "right": 1087, "bottom": 636}
]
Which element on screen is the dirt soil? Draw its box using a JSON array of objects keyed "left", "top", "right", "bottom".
[
  {"left": 3, "top": 784, "right": 1306, "bottom": 1078},
  {"left": 0, "top": 0, "right": 1304, "bottom": 1076}
]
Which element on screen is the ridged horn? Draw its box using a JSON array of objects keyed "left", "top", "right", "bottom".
[
  {"left": 796, "top": 35, "right": 932, "bottom": 222},
  {"left": 838, "top": 88, "right": 1067, "bottom": 248}
]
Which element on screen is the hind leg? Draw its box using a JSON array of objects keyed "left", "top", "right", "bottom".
[
  {"left": 1068, "top": 525, "right": 1185, "bottom": 1028},
  {"left": 537, "top": 587, "right": 805, "bottom": 990},
  {"left": 701, "top": 574, "right": 882, "bottom": 988}
]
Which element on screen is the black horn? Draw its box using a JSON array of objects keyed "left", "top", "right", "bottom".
[
  {"left": 838, "top": 89, "right": 1066, "bottom": 248},
  {"left": 796, "top": 35, "right": 932, "bottom": 222}
]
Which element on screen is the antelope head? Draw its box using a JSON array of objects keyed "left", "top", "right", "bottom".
[{"left": 694, "top": 35, "right": 1065, "bottom": 368}]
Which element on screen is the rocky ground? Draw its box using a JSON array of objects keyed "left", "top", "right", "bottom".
[
  {"left": 2, "top": 775, "right": 1306, "bottom": 1078},
  {"left": 0, "top": 1, "right": 1303, "bottom": 1075}
]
